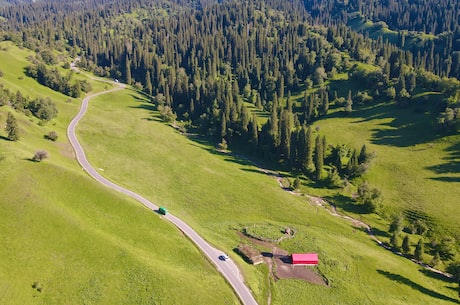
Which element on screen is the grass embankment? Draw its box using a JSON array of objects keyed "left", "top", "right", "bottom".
[
  {"left": 78, "top": 87, "right": 459, "bottom": 304},
  {"left": 0, "top": 42, "right": 239, "bottom": 305}
]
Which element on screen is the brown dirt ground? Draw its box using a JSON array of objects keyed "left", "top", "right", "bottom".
[{"left": 237, "top": 232, "right": 327, "bottom": 286}]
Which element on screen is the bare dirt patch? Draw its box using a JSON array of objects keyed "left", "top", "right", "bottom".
[
  {"left": 236, "top": 231, "right": 327, "bottom": 286},
  {"left": 56, "top": 142, "right": 75, "bottom": 159}
]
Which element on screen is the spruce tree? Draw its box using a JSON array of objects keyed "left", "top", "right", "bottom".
[
  {"left": 414, "top": 238, "right": 424, "bottom": 261},
  {"left": 402, "top": 235, "right": 411, "bottom": 255},
  {"left": 306, "top": 126, "right": 313, "bottom": 171},
  {"left": 390, "top": 233, "right": 400, "bottom": 251},
  {"left": 125, "top": 56, "right": 132, "bottom": 85},
  {"left": 5, "top": 112, "right": 19, "bottom": 141},
  {"left": 314, "top": 135, "right": 323, "bottom": 180}
]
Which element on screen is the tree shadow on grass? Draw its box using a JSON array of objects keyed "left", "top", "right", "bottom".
[
  {"left": 326, "top": 101, "right": 441, "bottom": 147},
  {"left": 426, "top": 141, "right": 460, "bottom": 178},
  {"left": 419, "top": 268, "right": 456, "bottom": 283},
  {"left": 324, "top": 193, "right": 368, "bottom": 215},
  {"left": 377, "top": 269, "right": 460, "bottom": 303},
  {"left": 370, "top": 226, "right": 391, "bottom": 239},
  {"left": 430, "top": 177, "right": 460, "bottom": 182},
  {"left": 129, "top": 102, "right": 156, "bottom": 112}
]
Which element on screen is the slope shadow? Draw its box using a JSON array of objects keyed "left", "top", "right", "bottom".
[
  {"left": 426, "top": 141, "right": 460, "bottom": 176},
  {"left": 328, "top": 101, "right": 440, "bottom": 147},
  {"left": 377, "top": 269, "right": 460, "bottom": 303}
]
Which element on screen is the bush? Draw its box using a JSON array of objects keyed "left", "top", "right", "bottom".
[
  {"left": 44, "top": 131, "right": 58, "bottom": 141},
  {"left": 32, "top": 150, "right": 49, "bottom": 162}
]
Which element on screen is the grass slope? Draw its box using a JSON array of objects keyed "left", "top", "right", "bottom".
[
  {"left": 315, "top": 101, "right": 460, "bottom": 236},
  {"left": 78, "top": 88, "right": 459, "bottom": 304},
  {"left": 0, "top": 42, "right": 238, "bottom": 305}
]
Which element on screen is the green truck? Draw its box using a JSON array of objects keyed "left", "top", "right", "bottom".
[{"left": 158, "top": 207, "right": 168, "bottom": 215}]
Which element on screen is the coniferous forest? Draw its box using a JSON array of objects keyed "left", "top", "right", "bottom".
[{"left": 0, "top": 0, "right": 459, "bottom": 300}]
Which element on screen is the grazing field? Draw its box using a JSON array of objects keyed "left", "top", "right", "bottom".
[
  {"left": 77, "top": 88, "right": 459, "bottom": 304},
  {"left": 0, "top": 42, "right": 239, "bottom": 305},
  {"left": 314, "top": 101, "right": 460, "bottom": 237}
]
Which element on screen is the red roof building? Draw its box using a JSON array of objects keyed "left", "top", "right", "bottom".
[{"left": 291, "top": 253, "right": 318, "bottom": 265}]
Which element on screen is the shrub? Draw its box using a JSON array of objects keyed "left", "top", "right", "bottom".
[
  {"left": 32, "top": 150, "right": 49, "bottom": 162},
  {"left": 44, "top": 131, "right": 58, "bottom": 141}
]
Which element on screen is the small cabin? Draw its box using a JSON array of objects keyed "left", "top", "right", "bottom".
[{"left": 291, "top": 253, "right": 318, "bottom": 265}]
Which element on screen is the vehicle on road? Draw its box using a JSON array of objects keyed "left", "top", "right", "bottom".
[
  {"left": 219, "top": 254, "right": 229, "bottom": 261},
  {"left": 158, "top": 207, "right": 168, "bottom": 215}
]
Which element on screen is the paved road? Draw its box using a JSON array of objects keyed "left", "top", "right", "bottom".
[{"left": 67, "top": 83, "right": 258, "bottom": 305}]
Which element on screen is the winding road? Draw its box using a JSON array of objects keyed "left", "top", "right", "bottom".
[{"left": 67, "top": 83, "right": 258, "bottom": 305}]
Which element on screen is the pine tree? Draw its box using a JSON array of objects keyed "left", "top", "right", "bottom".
[
  {"left": 344, "top": 90, "right": 353, "bottom": 113},
  {"left": 414, "top": 238, "right": 424, "bottom": 261},
  {"left": 402, "top": 235, "right": 411, "bottom": 255},
  {"left": 346, "top": 149, "right": 358, "bottom": 177},
  {"left": 220, "top": 112, "right": 227, "bottom": 139},
  {"left": 269, "top": 104, "right": 279, "bottom": 147},
  {"left": 314, "top": 135, "right": 323, "bottom": 180},
  {"left": 390, "top": 233, "right": 400, "bottom": 251},
  {"left": 125, "top": 55, "right": 132, "bottom": 85},
  {"left": 250, "top": 114, "right": 258, "bottom": 147},
  {"left": 358, "top": 144, "right": 368, "bottom": 164},
  {"left": 306, "top": 126, "right": 313, "bottom": 171},
  {"left": 279, "top": 109, "right": 292, "bottom": 161},
  {"left": 145, "top": 70, "right": 153, "bottom": 95},
  {"left": 5, "top": 112, "right": 19, "bottom": 141}
]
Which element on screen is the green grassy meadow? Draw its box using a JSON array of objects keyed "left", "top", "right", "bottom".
[
  {"left": 315, "top": 101, "right": 460, "bottom": 235},
  {"left": 77, "top": 87, "right": 459, "bottom": 304},
  {"left": 1, "top": 41, "right": 459, "bottom": 305},
  {"left": 0, "top": 42, "right": 239, "bottom": 305}
]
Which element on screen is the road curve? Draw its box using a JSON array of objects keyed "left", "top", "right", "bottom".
[{"left": 67, "top": 84, "right": 258, "bottom": 305}]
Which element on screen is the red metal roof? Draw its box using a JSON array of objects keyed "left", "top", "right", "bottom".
[{"left": 291, "top": 253, "right": 318, "bottom": 265}]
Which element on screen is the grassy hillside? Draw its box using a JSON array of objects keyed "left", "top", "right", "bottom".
[
  {"left": 77, "top": 87, "right": 459, "bottom": 304},
  {"left": 0, "top": 42, "right": 239, "bottom": 305},
  {"left": 314, "top": 101, "right": 460, "bottom": 236}
]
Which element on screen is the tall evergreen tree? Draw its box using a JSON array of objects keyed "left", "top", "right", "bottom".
[
  {"left": 414, "top": 238, "right": 424, "bottom": 261},
  {"left": 5, "top": 112, "right": 19, "bottom": 141},
  {"left": 125, "top": 55, "right": 132, "bottom": 85},
  {"left": 402, "top": 235, "right": 411, "bottom": 255},
  {"left": 314, "top": 135, "right": 323, "bottom": 180}
]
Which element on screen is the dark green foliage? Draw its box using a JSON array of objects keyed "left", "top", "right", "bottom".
[
  {"left": 25, "top": 63, "right": 84, "bottom": 97},
  {"left": 5, "top": 112, "right": 19, "bottom": 141},
  {"left": 446, "top": 262, "right": 460, "bottom": 282},
  {"left": 28, "top": 97, "right": 57, "bottom": 121},
  {"left": 402, "top": 235, "right": 411, "bottom": 255},
  {"left": 414, "top": 238, "right": 424, "bottom": 261},
  {"left": 292, "top": 176, "right": 300, "bottom": 190},
  {"left": 355, "top": 182, "right": 382, "bottom": 213},
  {"left": 437, "top": 107, "right": 460, "bottom": 133},
  {"left": 390, "top": 233, "right": 400, "bottom": 252},
  {"left": 44, "top": 131, "right": 58, "bottom": 141},
  {"left": 32, "top": 150, "right": 48, "bottom": 162},
  {"left": 324, "top": 167, "right": 342, "bottom": 188},
  {"left": 389, "top": 215, "right": 404, "bottom": 233},
  {"left": 430, "top": 251, "right": 441, "bottom": 268},
  {"left": 434, "top": 237, "right": 457, "bottom": 261},
  {"left": 314, "top": 135, "right": 323, "bottom": 180},
  {"left": 407, "top": 219, "right": 429, "bottom": 235}
]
